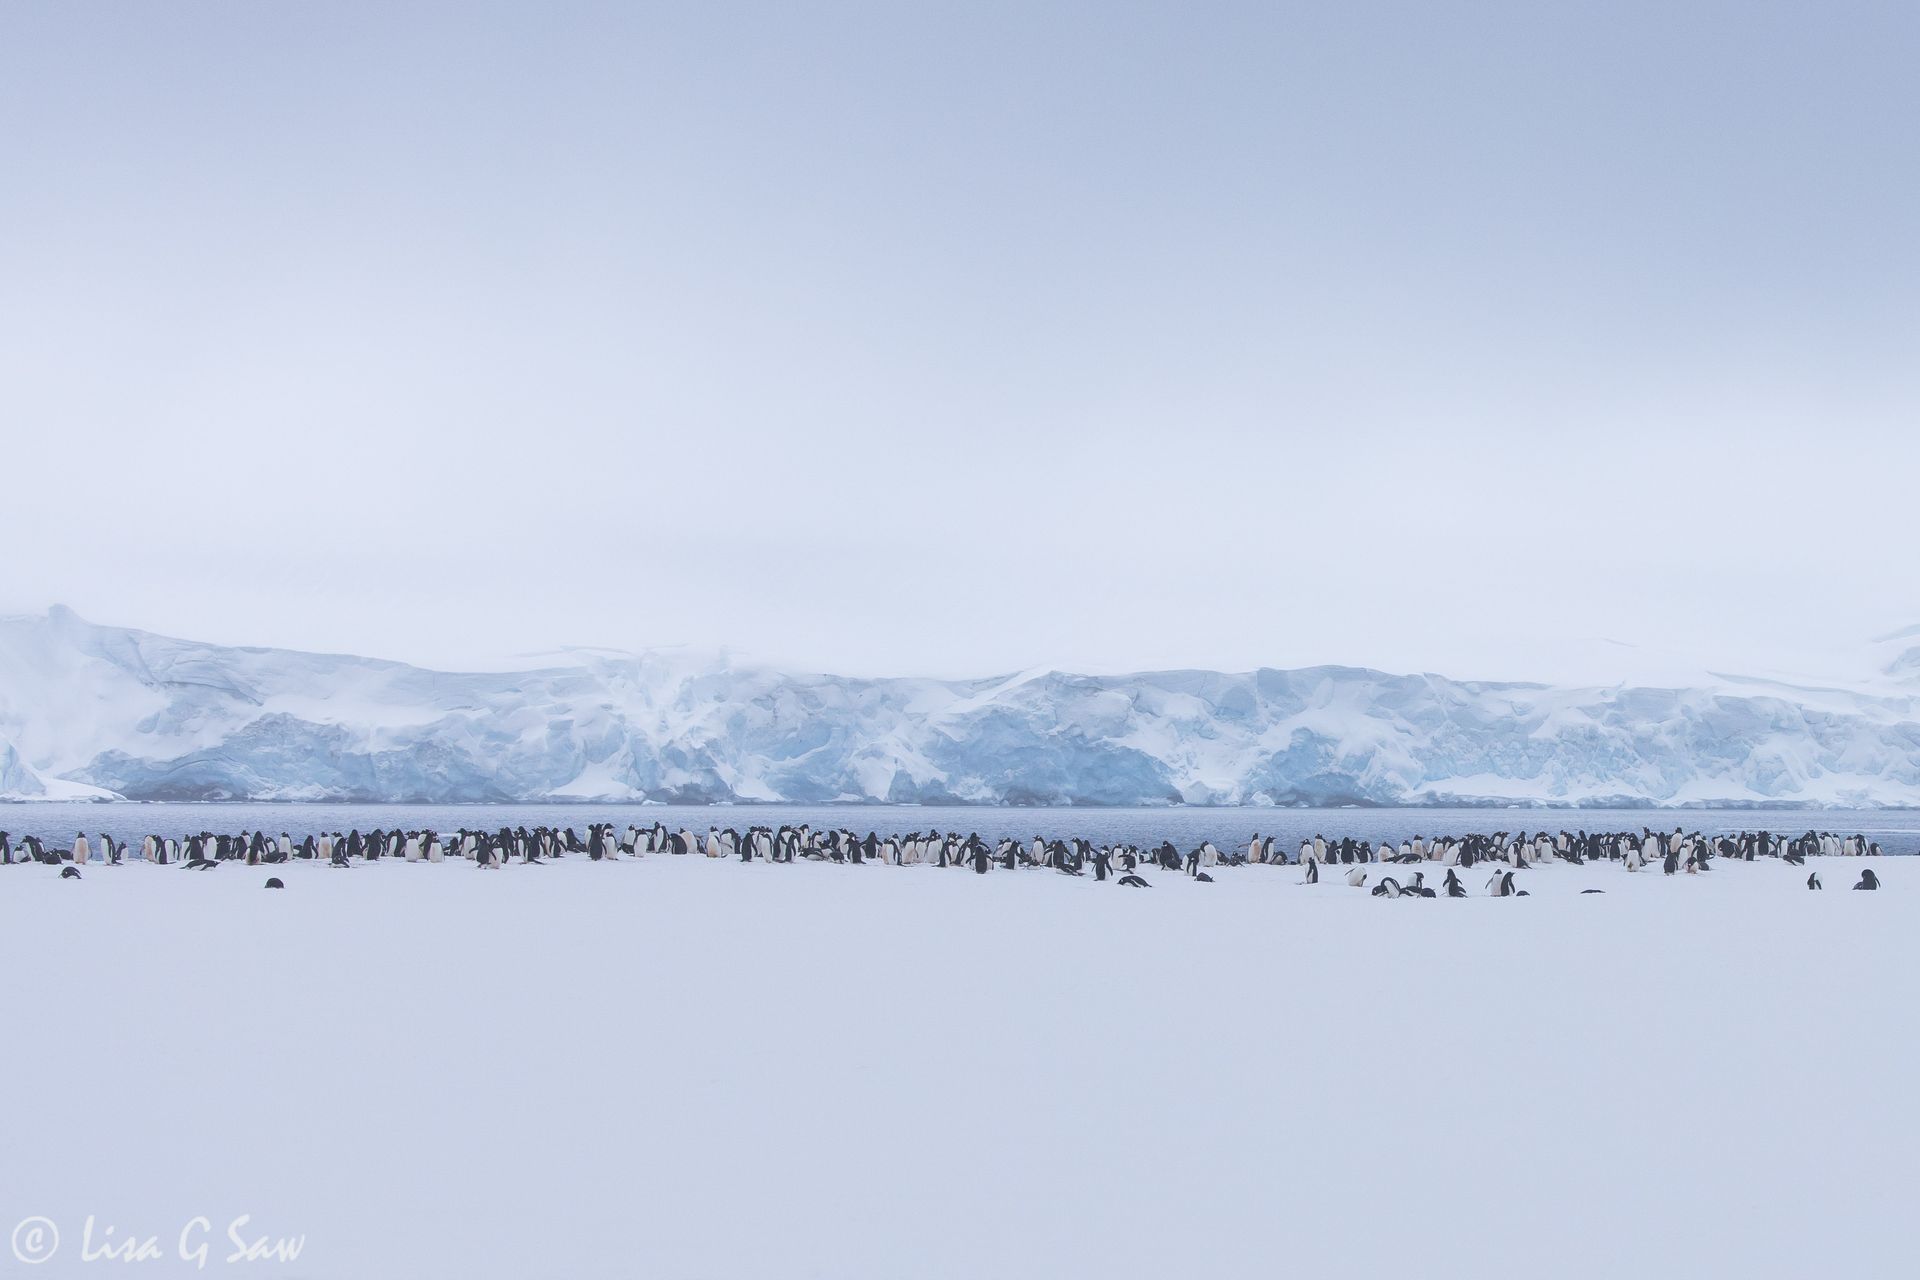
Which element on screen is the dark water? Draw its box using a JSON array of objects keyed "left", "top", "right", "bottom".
[{"left": 4, "top": 802, "right": 1917, "bottom": 854}]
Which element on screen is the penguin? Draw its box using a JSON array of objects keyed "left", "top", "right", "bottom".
[
  {"left": 1194, "top": 871, "right": 1214, "bottom": 883},
  {"left": 264, "top": 877, "right": 284, "bottom": 889},
  {"left": 60, "top": 866, "right": 81, "bottom": 880},
  {"left": 1302, "top": 857, "right": 1319, "bottom": 885},
  {"left": 1370, "top": 876, "right": 1402, "bottom": 899},
  {"left": 1117, "top": 874, "right": 1151, "bottom": 888},
  {"left": 1579, "top": 889, "right": 1605, "bottom": 894},
  {"left": 1854, "top": 869, "right": 1880, "bottom": 891},
  {"left": 1345, "top": 866, "right": 1367, "bottom": 888},
  {"left": 1807, "top": 872, "right": 1822, "bottom": 890},
  {"left": 1443, "top": 868, "right": 1466, "bottom": 898}
]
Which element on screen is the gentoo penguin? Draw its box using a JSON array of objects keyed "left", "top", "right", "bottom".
[
  {"left": 1345, "top": 866, "right": 1367, "bottom": 888},
  {"left": 1117, "top": 874, "right": 1151, "bottom": 888},
  {"left": 1854, "top": 869, "right": 1880, "bottom": 891},
  {"left": 1302, "top": 857, "right": 1319, "bottom": 885},
  {"left": 1370, "top": 877, "right": 1402, "bottom": 898},
  {"left": 1487, "top": 870, "right": 1519, "bottom": 897},
  {"left": 72, "top": 832, "right": 90, "bottom": 865},
  {"left": 264, "top": 877, "right": 284, "bottom": 889},
  {"left": 61, "top": 866, "right": 81, "bottom": 880},
  {"left": 1807, "top": 873, "right": 1823, "bottom": 890}
]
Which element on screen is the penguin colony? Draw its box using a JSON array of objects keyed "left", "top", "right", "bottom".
[{"left": 0, "top": 824, "right": 1887, "bottom": 893}]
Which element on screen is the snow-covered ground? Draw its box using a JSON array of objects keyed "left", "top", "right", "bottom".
[{"left": 4, "top": 854, "right": 1915, "bottom": 1278}]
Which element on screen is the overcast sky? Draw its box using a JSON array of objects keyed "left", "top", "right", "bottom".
[{"left": 3, "top": 2, "right": 1915, "bottom": 683}]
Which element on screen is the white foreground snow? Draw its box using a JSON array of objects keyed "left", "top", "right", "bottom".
[{"left": 3, "top": 855, "right": 1916, "bottom": 1278}]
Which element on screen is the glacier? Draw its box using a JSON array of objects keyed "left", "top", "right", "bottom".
[{"left": 2, "top": 605, "right": 1918, "bottom": 807}]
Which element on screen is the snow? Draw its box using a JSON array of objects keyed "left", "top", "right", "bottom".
[
  {"left": 0, "top": 738, "right": 119, "bottom": 801},
  {"left": 545, "top": 761, "right": 646, "bottom": 802},
  {"left": 5, "top": 607, "right": 1920, "bottom": 807},
  {"left": 3, "top": 853, "right": 1915, "bottom": 1278}
]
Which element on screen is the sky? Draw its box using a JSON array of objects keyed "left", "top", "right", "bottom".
[{"left": 3, "top": 1, "right": 1916, "bottom": 684}]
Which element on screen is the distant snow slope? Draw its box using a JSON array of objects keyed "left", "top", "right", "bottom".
[{"left": 3, "top": 605, "right": 1918, "bottom": 806}]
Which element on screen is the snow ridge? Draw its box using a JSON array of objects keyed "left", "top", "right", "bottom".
[{"left": 2, "top": 608, "right": 1918, "bottom": 807}]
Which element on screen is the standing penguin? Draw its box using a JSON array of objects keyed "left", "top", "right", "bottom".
[
  {"left": 1302, "top": 856, "right": 1319, "bottom": 885},
  {"left": 1854, "top": 869, "right": 1880, "bottom": 891},
  {"left": 1808, "top": 872, "right": 1823, "bottom": 890}
]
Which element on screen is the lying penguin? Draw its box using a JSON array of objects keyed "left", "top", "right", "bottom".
[{"left": 1854, "top": 869, "right": 1880, "bottom": 891}]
